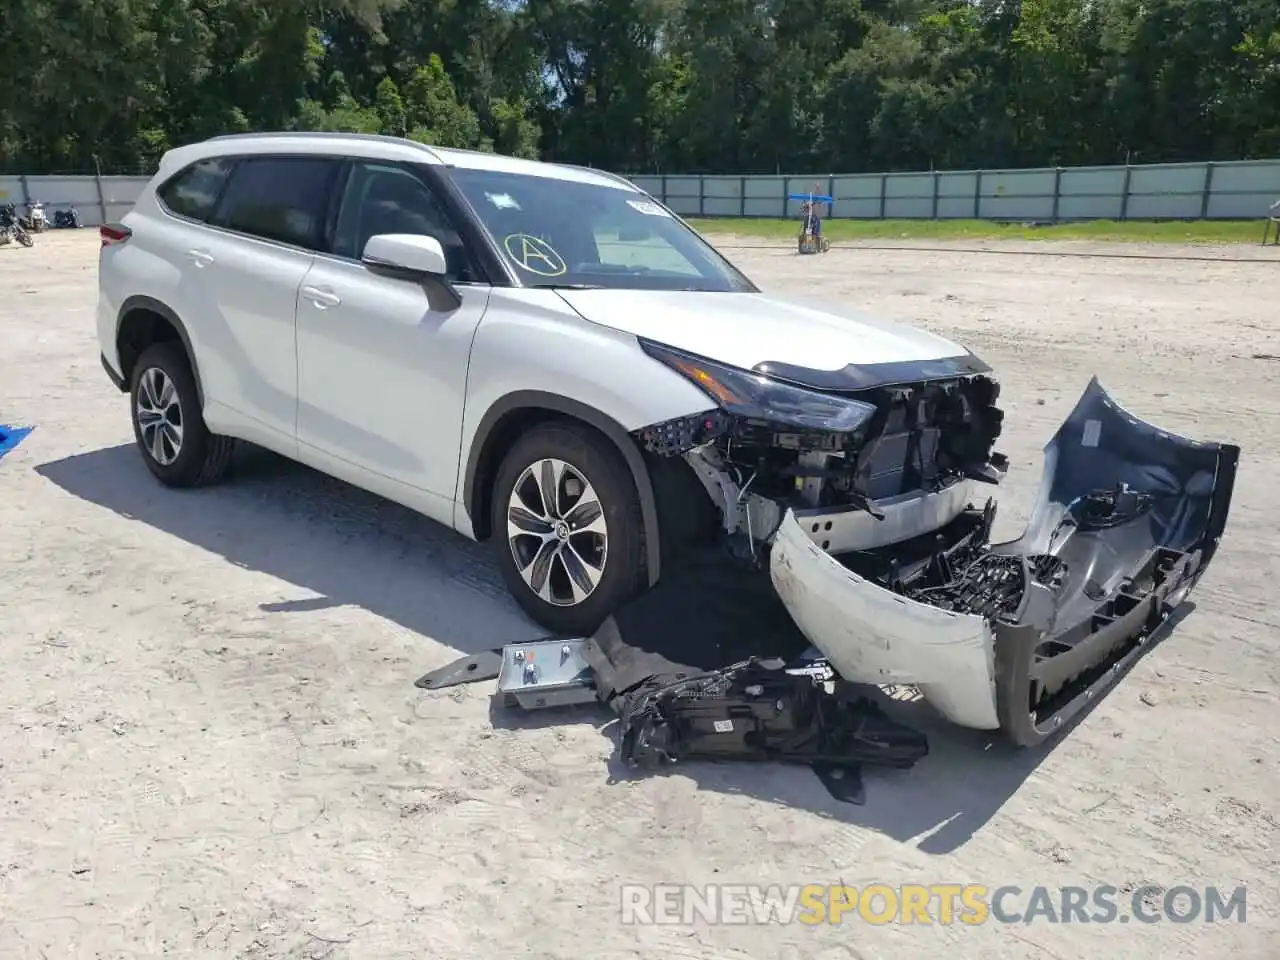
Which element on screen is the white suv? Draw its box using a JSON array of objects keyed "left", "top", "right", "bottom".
[
  {"left": 100, "top": 133, "right": 1232, "bottom": 744},
  {"left": 98, "top": 129, "right": 1005, "bottom": 623}
]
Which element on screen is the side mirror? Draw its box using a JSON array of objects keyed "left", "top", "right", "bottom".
[{"left": 362, "top": 233, "right": 447, "bottom": 278}]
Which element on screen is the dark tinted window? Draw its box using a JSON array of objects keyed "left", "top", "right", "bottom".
[
  {"left": 157, "top": 157, "right": 235, "bottom": 222},
  {"left": 213, "top": 157, "right": 338, "bottom": 250},
  {"left": 333, "top": 162, "right": 476, "bottom": 281}
]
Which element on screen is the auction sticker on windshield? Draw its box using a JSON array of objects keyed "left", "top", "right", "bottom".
[
  {"left": 504, "top": 234, "right": 567, "bottom": 276},
  {"left": 626, "top": 199, "right": 670, "bottom": 217},
  {"left": 486, "top": 192, "right": 521, "bottom": 210}
]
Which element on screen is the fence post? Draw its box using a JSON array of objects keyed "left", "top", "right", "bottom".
[
  {"left": 974, "top": 170, "right": 983, "bottom": 219},
  {"left": 781, "top": 177, "right": 789, "bottom": 218},
  {"left": 18, "top": 174, "right": 31, "bottom": 211},
  {"left": 93, "top": 170, "right": 108, "bottom": 225},
  {"left": 739, "top": 175, "right": 746, "bottom": 217},
  {"left": 1119, "top": 165, "right": 1132, "bottom": 220},
  {"left": 931, "top": 171, "right": 939, "bottom": 219},
  {"left": 1200, "top": 162, "right": 1215, "bottom": 219},
  {"left": 698, "top": 175, "right": 705, "bottom": 218},
  {"left": 660, "top": 174, "right": 667, "bottom": 207},
  {"left": 827, "top": 174, "right": 835, "bottom": 218},
  {"left": 1051, "top": 167, "right": 1063, "bottom": 222},
  {"left": 878, "top": 173, "right": 887, "bottom": 219}
]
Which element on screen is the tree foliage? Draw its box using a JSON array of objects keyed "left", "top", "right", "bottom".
[{"left": 1, "top": 0, "right": 1277, "bottom": 174}]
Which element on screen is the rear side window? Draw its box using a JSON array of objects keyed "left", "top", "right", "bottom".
[
  {"left": 212, "top": 157, "right": 339, "bottom": 251},
  {"left": 157, "top": 157, "right": 235, "bottom": 222}
]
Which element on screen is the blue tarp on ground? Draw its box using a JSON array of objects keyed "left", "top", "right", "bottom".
[{"left": 0, "top": 424, "right": 34, "bottom": 462}]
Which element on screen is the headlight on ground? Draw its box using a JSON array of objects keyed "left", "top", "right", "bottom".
[{"left": 639, "top": 339, "right": 876, "bottom": 433}]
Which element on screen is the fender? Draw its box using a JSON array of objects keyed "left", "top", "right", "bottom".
[
  {"left": 116, "top": 296, "right": 205, "bottom": 407},
  {"left": 463, "top": 390, "right": 663, "bottom": 587}
]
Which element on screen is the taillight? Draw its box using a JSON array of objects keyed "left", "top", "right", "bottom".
[{"left": 100, "top": 223, "right": 132, "bottom": 246}]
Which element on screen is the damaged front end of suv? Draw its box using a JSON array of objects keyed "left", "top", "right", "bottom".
[{"left": 633, "top": 340, "right": 1239, "bottom": 746}]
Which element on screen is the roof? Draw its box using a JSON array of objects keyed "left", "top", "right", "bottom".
[{"left": 173, "top": 132, "right": 636, "bottom": 192}]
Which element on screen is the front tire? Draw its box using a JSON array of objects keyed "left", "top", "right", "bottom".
[
  {"left": 129, "top": 342, "right": 235, "bottom": 487},
  {"left": 491, "top": 421, "right": 647, "bottom": 635}
]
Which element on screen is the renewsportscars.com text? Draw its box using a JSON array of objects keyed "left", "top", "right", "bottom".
[{"left": 620, "top": 883, "right": 1247, "bottom": 926}]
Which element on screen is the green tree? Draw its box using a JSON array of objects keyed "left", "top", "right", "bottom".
[
  {"left": 404, "top": 53, "right": 485, "bottom": 149},
  {"left": 3, "top": 0, "right": 1279, "bottom": 177}
]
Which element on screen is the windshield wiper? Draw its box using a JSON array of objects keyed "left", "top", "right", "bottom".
[{"left": 544, "top": 283, "right": 607, "bottom": 290}]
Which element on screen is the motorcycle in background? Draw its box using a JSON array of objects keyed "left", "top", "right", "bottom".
[
  {"left": 23, "top": 200, "right": 48, "bottom": 233},
  {"left": 0, "top": 202, "right": 35, "bottom": 247},
  {"left": 53, "top": 206, "right": 81, "bottom": 228}
]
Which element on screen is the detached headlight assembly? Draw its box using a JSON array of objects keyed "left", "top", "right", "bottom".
[{"left": 640, "top": 339, "right": 877, "bottom": 433}]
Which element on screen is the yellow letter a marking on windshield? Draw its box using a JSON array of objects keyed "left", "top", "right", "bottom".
[{"left": 504, "top": 234, "right": 567, "bottom": 276}]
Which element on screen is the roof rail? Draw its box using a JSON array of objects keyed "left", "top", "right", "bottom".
[
  {"left": 427, "top": 150, "right": 636, "bottom": 189},
  {"left": 557, "top": 163, "right": 639, "bottom": 190},
  {"left": 202, "top": 131, "right": 443, "bottom": 162}
]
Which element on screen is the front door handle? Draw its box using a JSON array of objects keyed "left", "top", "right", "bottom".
[
  {"left": 187, "top": 248, "right": 214, "bottom": 267},
  {"left": 301, "top": 285, "right": 341, "bottom": 309}
]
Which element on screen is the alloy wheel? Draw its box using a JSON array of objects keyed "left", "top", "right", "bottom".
[
  {"left": 506, "top": 457, "right": 609, "bottom": 606},
  {"left": 135, "top": 367, "right": 184, "bottom": 466}
]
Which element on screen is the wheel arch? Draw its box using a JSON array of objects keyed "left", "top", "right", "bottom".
[
  {"left": 463, "top": 391, "right": 663, "bottom": 587},
  {"left": 116, "top": 296, "right": 204, "bottom": 406}
]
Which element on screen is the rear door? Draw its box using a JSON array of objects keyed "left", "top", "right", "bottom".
[
  {"left": 194, "top": 155, "right": 341, "bottom": 447},
  {"left": 294, "top": 159, "right": 492, "bottom": 499}
]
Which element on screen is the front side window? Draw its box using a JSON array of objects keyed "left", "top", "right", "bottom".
[
  {"left": 212, "top": 157, "right": 339, "bottom": 251},
  {"left": 157, "top": 157, "right": 235, "bottom": 222},
  {"left": 332, "top": 161, "right": 476, "bottom": 281},
  {"left": 445, "top": 168, "right": 756, "bottom": 292}
]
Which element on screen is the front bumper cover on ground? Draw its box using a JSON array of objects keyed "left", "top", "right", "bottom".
[{"left": 770, "top": 377, "right": 1239, "bottom": 745}]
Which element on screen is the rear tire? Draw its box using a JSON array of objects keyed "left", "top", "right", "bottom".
[
  {"left": 129, "top": 342, "right": 235, "bottom": 487},
  {"left": 491, "top": 421, "right": 647, "bottom": 635}
]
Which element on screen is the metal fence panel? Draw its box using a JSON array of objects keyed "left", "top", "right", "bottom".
[
  {"left": 622, "top": 158, "right": 1280, "bottom": 221},
  {"left": 0, "top": 173, "right": 150, "bottom": 226}
]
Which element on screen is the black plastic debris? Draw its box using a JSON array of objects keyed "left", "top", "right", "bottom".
[
  {"left": 578, "top": 550, "right": 930, "bottom": 801},
  {"left": 612, "top": 656, "right": 928, "bottom": 804}
]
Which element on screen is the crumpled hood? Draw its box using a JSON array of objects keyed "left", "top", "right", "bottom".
[{"left": 554, "top": 288, "right": 972, "bottom": 374}]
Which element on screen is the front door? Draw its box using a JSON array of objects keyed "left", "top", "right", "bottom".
[{"left": 294, "top": 160, "right": 492, "bottom": 499}]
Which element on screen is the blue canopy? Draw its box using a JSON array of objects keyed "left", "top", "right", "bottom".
[{"left": 788, "top": 193, "right": 835, "bottom": 202}]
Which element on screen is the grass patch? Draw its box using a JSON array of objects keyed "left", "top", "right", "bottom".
[{"left": 685, "top": 217, "right": 1266, "bottom": 244}]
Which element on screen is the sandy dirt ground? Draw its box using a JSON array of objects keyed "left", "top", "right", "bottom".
[{"left": 0, "top": 230, "right": 1276, "bottom": 959}]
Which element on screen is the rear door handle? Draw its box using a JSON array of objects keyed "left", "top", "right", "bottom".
[
  {"left": 301, "top": 285, "right": 341, "bottom": 309},
  {"left": 187, "top": 248, "right": 214, "bottom": 267}
]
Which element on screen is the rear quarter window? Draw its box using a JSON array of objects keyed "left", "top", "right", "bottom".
[{"left": 156, "top": 157, "right": 235, "bottom": 222}]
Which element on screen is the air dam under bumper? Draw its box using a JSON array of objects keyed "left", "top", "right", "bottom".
[{"left": 769, "top": 377, "right": 1239, "bottom": 745}]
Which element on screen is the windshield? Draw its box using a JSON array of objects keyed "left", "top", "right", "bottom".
[{"left": 446, "top": 167, "right": 756, "bottom": 292}]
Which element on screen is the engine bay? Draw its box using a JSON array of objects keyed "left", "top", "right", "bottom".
[{"left": 634, "top": 373, "right": 1008, "bottom": 514}]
